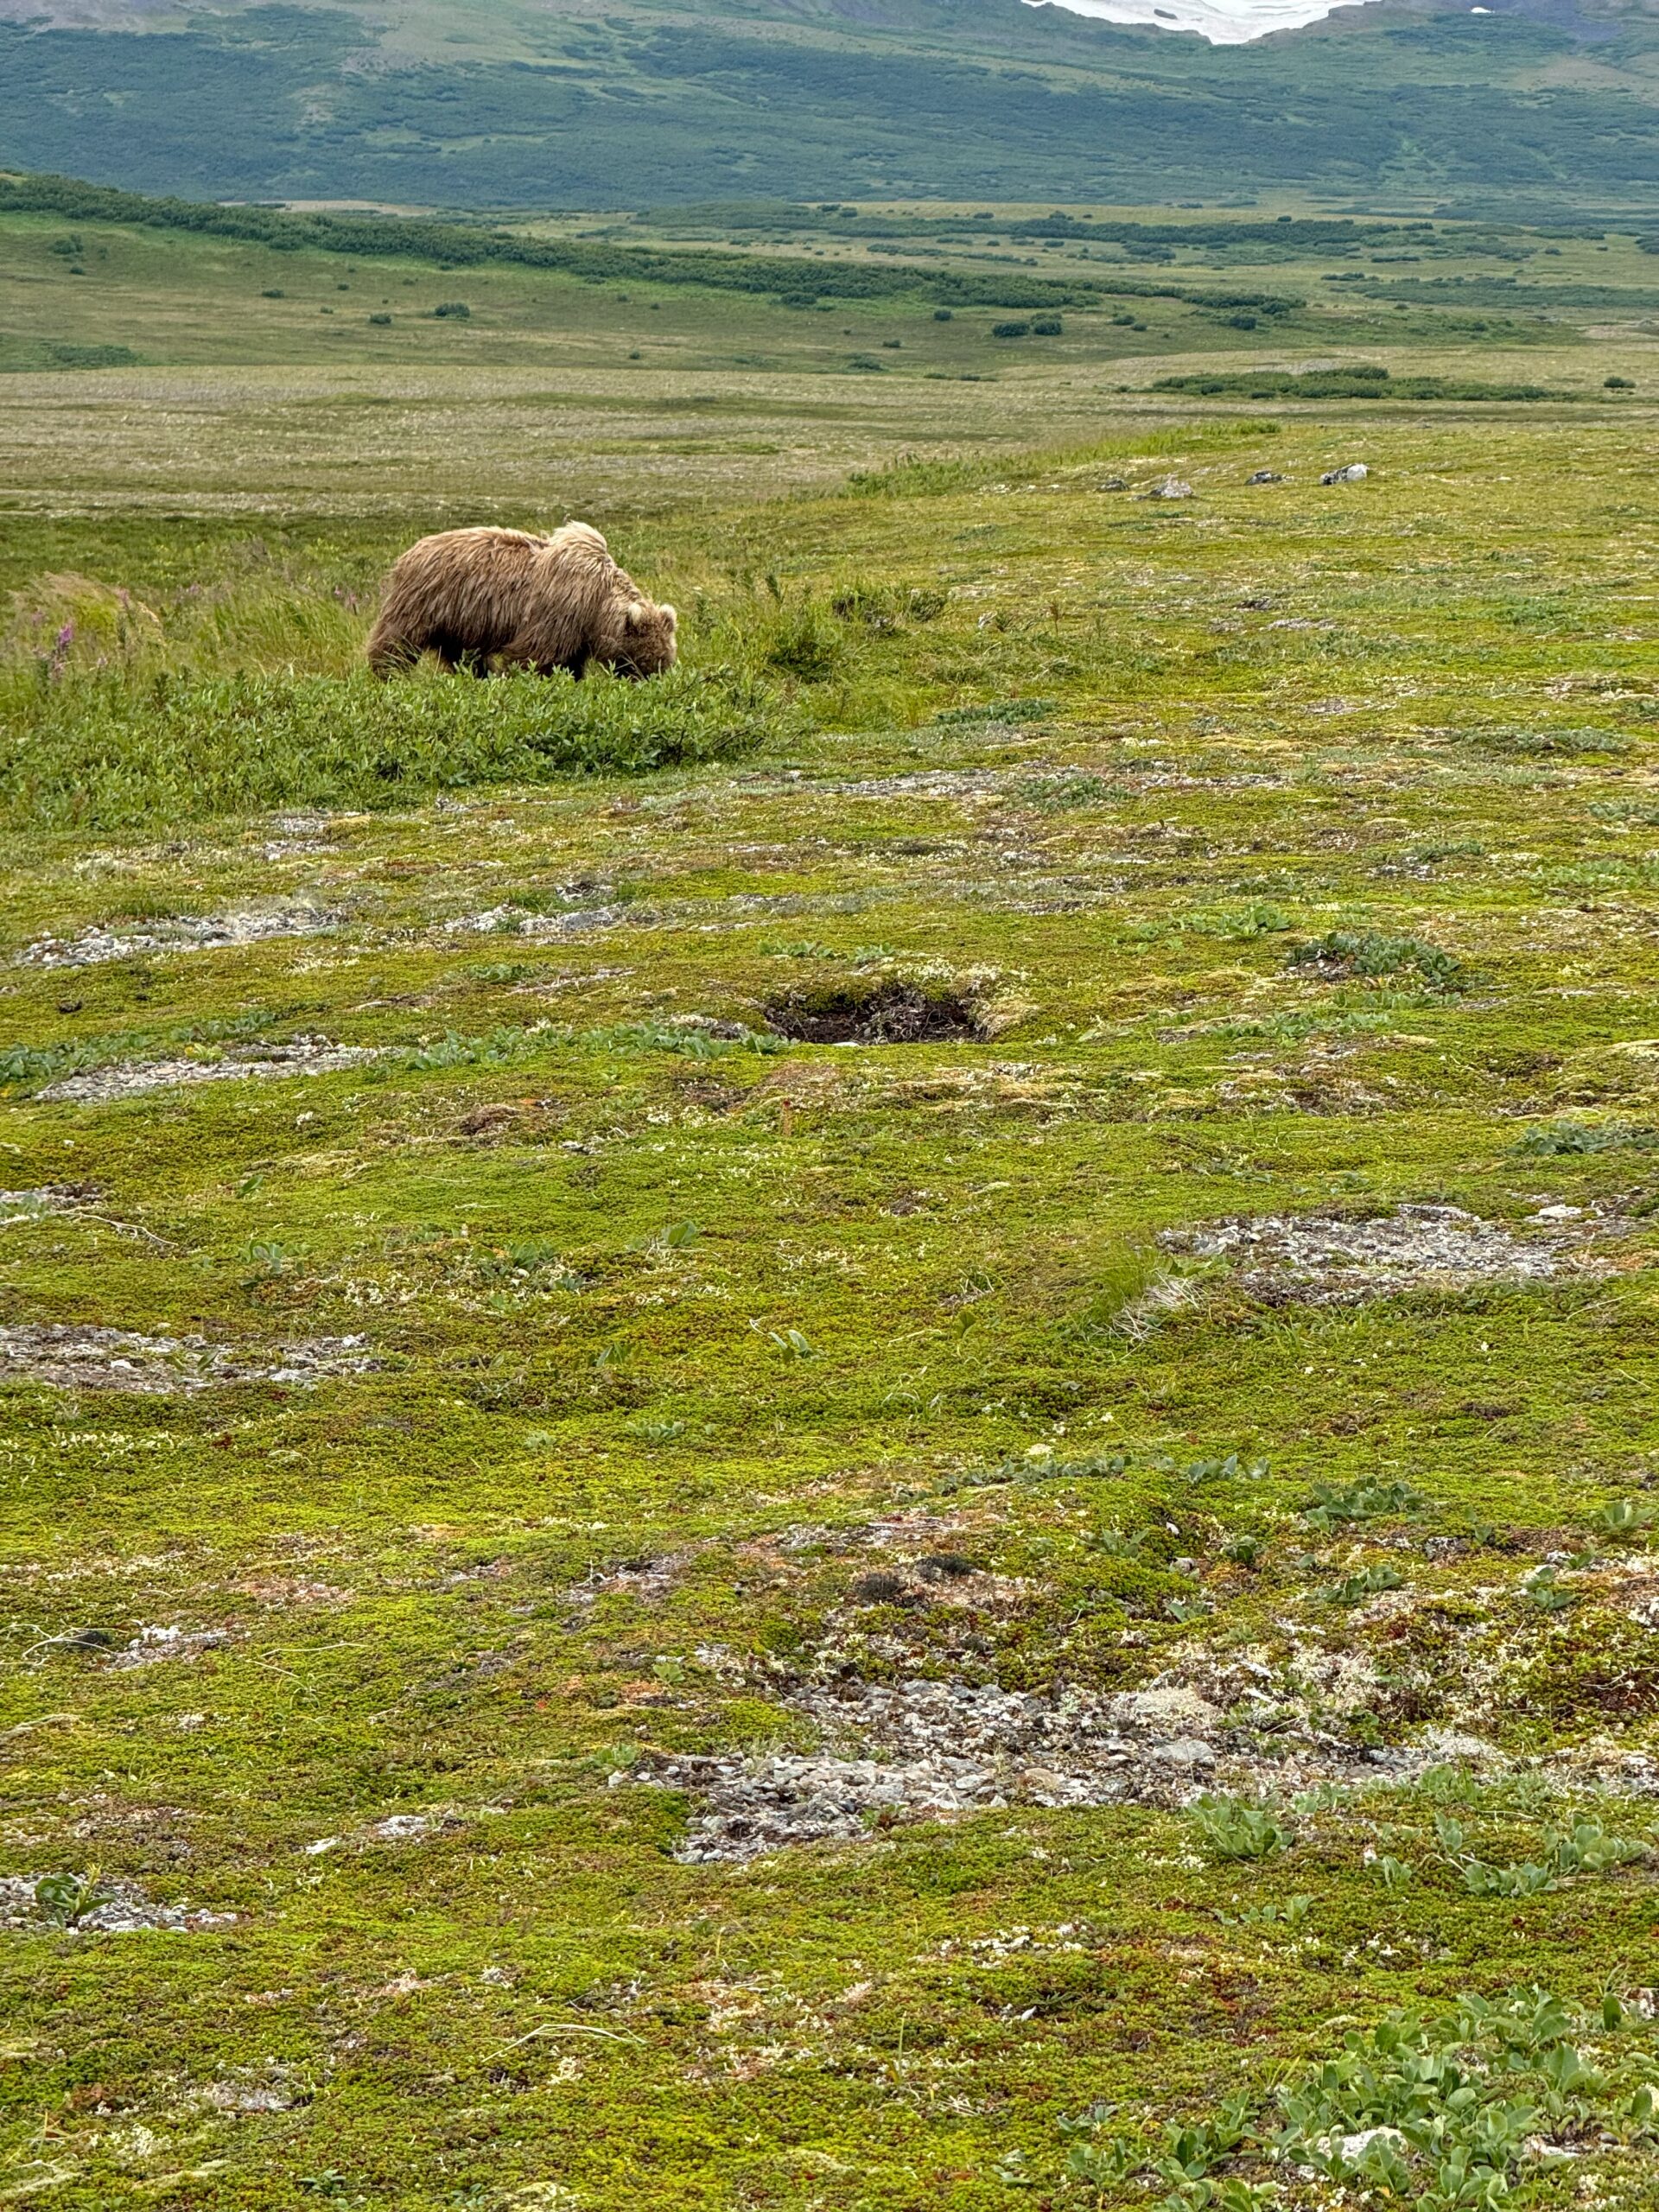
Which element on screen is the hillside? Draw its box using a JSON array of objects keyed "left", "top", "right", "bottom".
[{"left": 0, "top": 0, "right": 1657, "bottom": 208}]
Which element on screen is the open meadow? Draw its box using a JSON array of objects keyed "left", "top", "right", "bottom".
[{"left": 4, "top": 188, "right": 1659, "bottom": 2210}]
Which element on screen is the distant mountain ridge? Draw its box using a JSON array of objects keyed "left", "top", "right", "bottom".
[{"left": 0, "top": 0, "right": 1655, "bottom": 207}]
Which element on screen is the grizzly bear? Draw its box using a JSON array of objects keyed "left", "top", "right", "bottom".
[{"left": 365, "top": 522, "right": 677, "bottom": 680}]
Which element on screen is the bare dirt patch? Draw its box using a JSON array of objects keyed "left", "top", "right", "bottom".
[
  {"left": 1160, "top": 1203, "right": 1622, "bottom": 1305},
  {"left": 41, "top": 1035, "right": 377, "bottom": 1104},
  {"left": 0, "top": 1327, "right": 379, "bottom": 1394},
  {"left": 16, "top": 906, "right": 337, "bottom": 970},
  {"left": 764, "top": 979, "right": 984, "bottom": 1046}
]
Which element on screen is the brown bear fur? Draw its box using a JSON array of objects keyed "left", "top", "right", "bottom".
[{"left": 365, "top": 522, "right": 677, "bottom": 680}]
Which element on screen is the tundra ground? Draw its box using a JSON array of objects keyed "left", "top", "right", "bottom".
[{"left": 3, "top": 200, "right": 1659, "bottom": 2212}]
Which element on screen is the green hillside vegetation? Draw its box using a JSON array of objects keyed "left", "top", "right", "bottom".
[
  {"left": 5, "top": 188, "right": 1659, "bottom": 2210},
  {"left": 1154, "top": 365, "right": 1567, "bottom": 397},
  {"left": 1, "top": 0, "right": 1659, "bottom": 207}
]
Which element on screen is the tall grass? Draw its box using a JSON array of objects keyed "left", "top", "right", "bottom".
[{"left": 0, "top": 664, "right": 786, "bottom": 833}]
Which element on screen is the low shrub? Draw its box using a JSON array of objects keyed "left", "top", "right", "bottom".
[
  {"left": 760, "top": 599, "right": 844, "bottom": 680},
  {"left": 0, "top": 663, "right": 787, "bottom": 831}
]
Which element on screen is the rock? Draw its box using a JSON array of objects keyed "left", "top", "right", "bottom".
[
  {"left": 1321, "top": 463, "right": 1369, "bottom": 485},
  {"left": 1147, "top": 477, "right": 1193, "bottom": 500},
  {"left": 1248, "top": 470, "right": 1283, "bottom": 484},
  {"left": 1337, "top": 2127, "right": 1408, "bottom": 2165},
  {"left": 1148, "top": 1737, "right": 1217, "bottom": 1770}
]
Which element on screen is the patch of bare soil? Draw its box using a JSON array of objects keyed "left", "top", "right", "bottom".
[
  {"left": 0, "top": 1876, "right": 236, "bottom": 1935},
  {"left": 41, "top": 1037, "right": 378, "bottom": 1103},
  {"left": 1160, "top": 1203, "right": 1623, "bottom": 1304},
  {"left": 764, "top": 980, "right": 984, "bottom": 1046},
  {"left": 635, "top": 1675, "right": 1382, "bottom": 1861},
  {"left": 16, "top": 906, "right": 337, "bottom": 969},
  {"left": 0, "top": 1327, "right": 378, "bottom": 1394}
]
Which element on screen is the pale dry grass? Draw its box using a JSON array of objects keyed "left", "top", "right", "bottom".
[{"left": 0, "top": 362, "right": 1124, "bottom": 518}]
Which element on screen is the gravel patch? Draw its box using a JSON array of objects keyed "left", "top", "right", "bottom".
[
  {"left": 303, "top": 1811, "right": 467, "bottom": 1855},
  {"left": 0, "top": 1875, "right": 237, "bottom": 1935},
  {"left": 634, "top": 1675, "right": 1379, "bottom": 1861},
  {"left": 106, "top": 1624, "right": 233, "bottom": 1670},
  {"left": 816, "top": 769, "right": 1019, "bottom": 801},
  {"left": 16, "top": 905, "right": 337, "bottom": 970},
  {"left": 1160, "top": 1202, "right": 1617, "bottom": 1304},
  {"left": 40, "top": 1035, "right": 378, "bottom": 1104},
  {"left": 0, "top": 1326, "right": 379, "bottom": 1395},
  {"left": 0, "top": 1187, "right": 86, "bottom": 1221},
  {"left": 443, "top": 904, "right": 634, "bottom": 940},
  {"left": 198, "top": 2077, "right": 296, "bottom": 2114}
]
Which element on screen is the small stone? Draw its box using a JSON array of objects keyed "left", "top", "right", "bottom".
[
  {"left": 1321, "top": 462, "right": 1369, "bottom": 485},
  {"left": 1147, "top": 1737, "right": 1217, "bottom": 1769},
  {"left": 1248, "top": 469, "right": 1283, "bottom": 484}
]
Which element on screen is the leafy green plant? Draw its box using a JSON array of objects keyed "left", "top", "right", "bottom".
[
  {"left": 588, "top": 1020, "right": 782, "bottom": 1059},
  {"left": 1063, "top": 1987, "right": 1659, "bottom": 2209},
  {"left": 239, "top": 1237, "right": 293, "bottom": 1287},
  {"left": 1514, "top": 1120, "right": 1657, "bottom": 1157},
  {"left": 1324, "top": 1561, "right": 1406, "bottom": 1607},
  {"left": 1217, "top": 1894, "right": 1313, "bottom": 1929},
  {"left": 1522, "top": 1565, "right": 1577, "bottom": 1613},
  {"left": 1192, "top": 1796, "right": 1291, "bottom": 1862},
  {"left": 33, "top": 1872, "right": 97, "bottom": 1927},
  {"left": 1287, "top": 931, "right": 1468, "bottom": 995},
  {"left": 1436, "top": 1811, "right": 1647, "bottom": 1897},
  {"left": 1301, "top": 1478, "right": 1426, "bottom": 1529},
  {"left": 1370, "top": 1853, "right": 1416, "bottom": 1893},
  {"left": 1173, "top": 1452, "right": 1268, "bottom": 1488},
  {"left": 1595, "top": 1497, "right": 1659, "bottom": 1537}
]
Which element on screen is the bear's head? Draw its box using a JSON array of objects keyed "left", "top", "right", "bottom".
[{"left": 603, "top": 596, "right": 678, "bottom": 679}]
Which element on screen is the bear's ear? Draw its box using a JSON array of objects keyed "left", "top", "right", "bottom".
[
  {"left": 623, "top": 601, "right": 646, "bottom": 632},
  {"left": 661, "top": 604, "right": 677, "bottom": 630}
]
